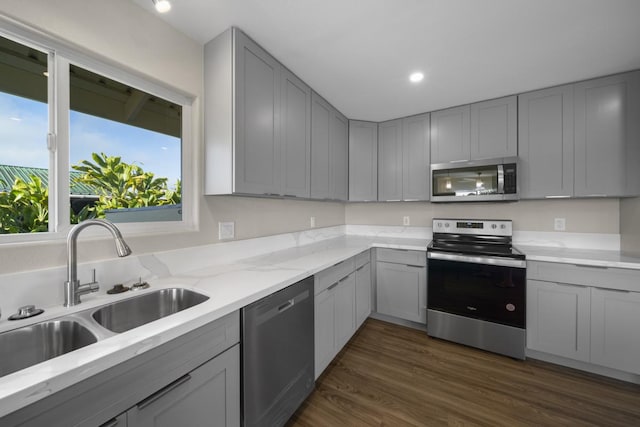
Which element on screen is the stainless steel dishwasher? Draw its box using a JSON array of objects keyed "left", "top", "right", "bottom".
[{"left": 241, "top": 276, "right": 314, "bottom": 427}]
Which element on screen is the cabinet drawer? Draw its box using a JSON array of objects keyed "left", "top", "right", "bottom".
[
  {"left": 355, "top": 250, "right": 370, "bottom": 269},
  {"left": 315, "top": 257, "right": 355, "bottom": 294},
  {"left": 527, "top": 261, "right": 640, "bottom": 291},
  {"left": 376, "top": 248, "right": 426, "bottom": 266}
]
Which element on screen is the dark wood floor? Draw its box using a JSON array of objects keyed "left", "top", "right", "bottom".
[{"left": 288, "top": 319, "right": 640, "bottom": 426}]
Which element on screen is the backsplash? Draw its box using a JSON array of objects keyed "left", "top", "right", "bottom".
[{"left": 345, "top": 198, "right": 620, "bottom": 233}]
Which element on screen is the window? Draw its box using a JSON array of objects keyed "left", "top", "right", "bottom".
[
  {"left": 0, "top": 34, "right": 50, "bottom": 234},
  {"left": 0, "top": 27, "right": 193, "bottom": 240}
]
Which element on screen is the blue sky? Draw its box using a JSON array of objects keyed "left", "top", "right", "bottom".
[{"left": 1, "top": 92, "right": 181, "bottom": 185}]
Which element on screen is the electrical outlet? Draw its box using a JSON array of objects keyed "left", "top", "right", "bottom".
[
  {"left": 218, "top": 221, "right": 235, "bottom": 240},
  {"left": 554, "top": 218, "right": 566, "bottom": 231},
  {"left": 403, "top": 216, "right": 410, "bottom": 226},
  {"left": 310, "top": 216, "right": 316, "bottom": 228}
]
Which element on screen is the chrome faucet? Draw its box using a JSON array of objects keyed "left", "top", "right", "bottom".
[{"left": 64, "top": 219, "right": 132, "bottom": 307}]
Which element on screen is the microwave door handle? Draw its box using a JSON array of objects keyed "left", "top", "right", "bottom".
[{"left": 497, "top": 164, "right": 505, "bottom": 194}]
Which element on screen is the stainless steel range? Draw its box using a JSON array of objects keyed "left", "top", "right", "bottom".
[{"left": 427, "top": 219, "right": 526, "bottom": 359}]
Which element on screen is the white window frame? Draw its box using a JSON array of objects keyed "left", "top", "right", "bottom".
[{"left": 0, "top": 17, "right": 197, "bottom": 244}]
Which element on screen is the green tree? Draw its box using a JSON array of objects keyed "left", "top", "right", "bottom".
[
  {"left": 0, "top": 176, "right": 49, "bottom": 234},
  {"left": 72, "top": 152, "right": 181, "bottom": 221},
  {"left": 0, "top": 153, "right": 181, "bottom": 233}
]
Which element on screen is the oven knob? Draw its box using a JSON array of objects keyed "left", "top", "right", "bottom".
[
  {"left": 501, "top": 224, "right": 506, "bottom": 229},
  {"left": 437, "top": 222, "right": 442, "bottom": 228},
  {"left": 491, "top": 224, "right": 497, "bottom": 229},
  {"left": 444, "top": 222, "right": 450, "bottom": 228}
]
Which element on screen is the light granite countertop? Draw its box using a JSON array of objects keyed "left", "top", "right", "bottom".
[
  {"left": 0, "top": 234, "right": 427, "bottom": 418},
  {"left": 2, "top": 226, "right": 639, "bottom": 418}
]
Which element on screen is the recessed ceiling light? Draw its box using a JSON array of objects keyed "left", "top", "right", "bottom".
[
  {"left": 152, "top": 0, "right": 171, "bottom": 13},
  {"left": 409, "top": 72, "right": 424, "bottom": 83}
]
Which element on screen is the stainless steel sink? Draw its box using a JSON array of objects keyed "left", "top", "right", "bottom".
[
  {"left": 0, "top": 320, "right": 98, "bottom": 378},
  {"left": 91, "top": 288, "right": 209, "bottom": 333}
]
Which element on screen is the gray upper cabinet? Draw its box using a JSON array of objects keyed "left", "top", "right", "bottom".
[
  {"left": 518, "top": 84, "right": 574, "bottom": 199},
  {"left": 378, "top": 119, "right": 403, "bottom": 201},
  {"left": 574, "top": 70, "right": 640, "bottom": 197},
  {"left": 331, "top": 111, "right": 349, "bottom": 201},
  {"left": 234, "top": 30, "right": 281, "bottom": 195},
  {"left": 204, "top": 28, "right": 311, "bottom": 197},
  {"left": 378, "top": 114, "right": 430, "bottom": 201},
  {"left": 280, "top": 68, "right": 311, "bottom": 197},
  {"left": 402, "top": 113, "right": 430, "bottom": 200},
  {"left": 349, "top": 120, "right": 378, "bottom": 201},
  {"left": 310, "top": 92, "right": 332, "bottom": 199},
  {"left": 430, "top": 105, "right": 470, "bottom": 163},
  {"left": 470, "top": 96, "right": 517, "bottom": 160},
  {"left": 311, "top": 91, "right": 348, "bottom": 201}
]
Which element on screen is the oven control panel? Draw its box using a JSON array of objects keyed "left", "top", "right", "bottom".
[{"left": 432, "top": 219, "right": 513, "bottom": 236}]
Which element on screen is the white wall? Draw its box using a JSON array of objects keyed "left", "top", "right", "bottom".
[
  {"left": 621, "top": 197, "right": 640, "bottom": 256},
  {"left": 0, "top": 0, "right": 345, "bottom": 275}
]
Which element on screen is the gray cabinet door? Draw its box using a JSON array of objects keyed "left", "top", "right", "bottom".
[
  {"left": 526, "top": 279, "right": 590, "bottom": 362},
  {"left": 331, "top": 110, "right": 349, "bottom": 201},
  {"left": 334, "top": 272, "right": 356, "bottom": 350},
  {"left": 574, "top": 71, "right": 640, "bottom": 197},
  {"left": 280, "top": 68, "right": 311, "bottom": 198},
  {"left": 378, "top": 119, "right": 403, "bottom": 201},
  {"left": 355, "top": 262, "right": 372, "bottom": 328},
  {"left": 127, "top": 344, "right": 240, "bottom": 427},
  {"left": 314, "top": 287, "right": 335, "bottom": 379},
  {"left": 470, "top": 96, "right": 517, "bottom": 160},
  {"left": 349, "top": 120, "right": 378, "bottom": 201},
  {"left": 402, "top": 113, "right": 430, "bottom": 200},
  {"left": 518, "top": 85, "right": 574, "bottom": 198},
  {"left": 430, "top": 105, "right": 470, "bottom": 163},
  {"left": 376, "top": 261, "right": 427, "bottom": 324},
  {"left": 310, "top": 92, "right": 332, "bottom": 199},
  {"left": 234, "top": 31, "right": 281, "bottom": 195}
]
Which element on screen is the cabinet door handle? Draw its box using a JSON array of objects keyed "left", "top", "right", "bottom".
[
  {"left": 327, "top": 282, "right": 340, "bottom": 291},
  {"left": 356, "top": 265, "right": 366, "bottom": 272},
  {"left": 405, "top": 264, "right": 424, "bottom": 269},
  {"left": 137, "top": 374, "right": 191, "bottom": 410},
  {"left": 573, "top": 264, "right": 609, "bottom": 269},
  {"left": 101, "top": 419, "right": 120, "bottom": 427}
]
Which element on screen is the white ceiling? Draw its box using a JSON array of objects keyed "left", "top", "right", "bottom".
[{"left": 132, "top": 0, "right": 640, "bottom": 122}]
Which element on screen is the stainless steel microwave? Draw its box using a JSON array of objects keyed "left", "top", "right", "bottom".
[{"left": 430, "top": 157, "right": 519, "bottom": 202}]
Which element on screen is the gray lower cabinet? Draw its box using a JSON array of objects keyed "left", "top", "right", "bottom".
[
  {"left": 314, "top": 270, "right": 356, "bottom": 379},
  {"left": 355, "top": 259, "right": 372, "bottom": 328},
  {"left": 375, "top": 249, "right": 427, "bottom": 324},
  {"left": 574, "top": 70, "right": 640, "bottom": 197},
  {"left": 348, "top": 120, "right": 378, "bottom": 201},
  {"left": 527, "top": 261, "right": 640, "bottom": 375},
  {"left": 527, "top": 279, "right": 590, "bottom": 361},
  {"left": 591, "top": 288, "right": 640, "bottom": 375},
  {"left": 127, "top": 345, "right": 240, "bottom": 427},
  {"left": 1, "top": 312, "right": 241, "bottom": 427},
  {"left": 430, "top": 105, "right": 470, "bottom": 163},
  {"left": 518, "top": 84, "right": 574, "bottom": 198},
  {"left": 314, "top": 251, "right": 372, "bottom": 379},
  {"left": 311, "top": 91, "right": 348, "bottom": 201},
  {"left": 204, "top": 27, "right": 311, "bottom": 197}
]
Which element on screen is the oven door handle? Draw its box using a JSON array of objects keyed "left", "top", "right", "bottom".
[{"left": 427, "top": 251, "right": 526, "bottom": 268}]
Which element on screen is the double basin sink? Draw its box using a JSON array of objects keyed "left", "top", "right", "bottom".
[{"left": 0, "top": 288, "right": 209, "bottom": 379}]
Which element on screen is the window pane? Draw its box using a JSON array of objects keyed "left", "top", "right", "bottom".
[
  {"left": 0, "top": 35, "right": 49, "bottom": 234},
  {"left": 69, "top": 64, "right": 182, "bottom": 224}
]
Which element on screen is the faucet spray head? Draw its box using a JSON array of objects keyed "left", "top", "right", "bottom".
[{"left": 115, "top": 237, "right": 132, "bottom": 257}]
